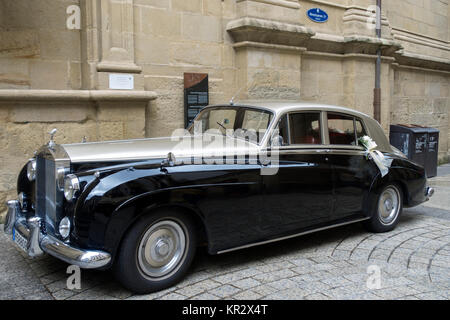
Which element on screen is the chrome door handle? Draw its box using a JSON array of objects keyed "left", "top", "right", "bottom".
[{"left": 316, "top": 149, "right": 330, "bottom": 153}]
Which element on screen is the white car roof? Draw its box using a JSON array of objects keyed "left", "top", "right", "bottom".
[{"left": 207, "top": 100, "right": 392, "bottom": 152}]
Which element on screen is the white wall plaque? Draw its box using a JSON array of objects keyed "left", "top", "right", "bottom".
[{"left": 109, "top": 73, "right": 134, "bottom": 90}]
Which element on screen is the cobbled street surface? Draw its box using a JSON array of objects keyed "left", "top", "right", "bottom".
[{"left": 1, "top": 165, "right": 449, "bottom": 300}]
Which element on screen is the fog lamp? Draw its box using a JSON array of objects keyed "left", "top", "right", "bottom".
[{"left": 59, "top": 217, "right": 71, "bottom": 239}]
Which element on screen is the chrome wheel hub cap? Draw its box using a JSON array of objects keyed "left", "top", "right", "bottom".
[
  {"left": 378, "top": 186, "right": 400, "bottom": 225},
  {"left": 138, "top": 220, "right": 186, "bottom": 279},
  {"left": 156, "top": 239, "right": 170, "bottom": 257}
]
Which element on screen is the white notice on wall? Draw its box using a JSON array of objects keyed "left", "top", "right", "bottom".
[{"left": 109, "top": 74, "right": 134, "bottom": 90}]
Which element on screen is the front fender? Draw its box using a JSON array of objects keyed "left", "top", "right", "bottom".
[
  {"left": 104, "top": 188, "right": 209, "bottom": 264},
  {"left": 72, "top": 166, "right": 165, "bottom": 252}
]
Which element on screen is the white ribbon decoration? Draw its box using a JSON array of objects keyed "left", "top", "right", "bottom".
[
  {"left": 367, "top": 149, "right": 393, "bottom": 178},
  {"left": 360, "top": 136, "right": 393, "bottom": 178}
]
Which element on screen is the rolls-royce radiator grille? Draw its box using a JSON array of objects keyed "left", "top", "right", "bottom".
[{"left": 35, "top": 156, "right": 58, "bottom": 234}]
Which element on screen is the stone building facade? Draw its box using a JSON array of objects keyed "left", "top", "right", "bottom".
[{"left": 0, "top": 0, "right": 449, "bottom": 217}]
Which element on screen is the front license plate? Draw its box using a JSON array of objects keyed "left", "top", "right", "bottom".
[{"left": 12, "top": 228, "right": 28, "bottom": 253}]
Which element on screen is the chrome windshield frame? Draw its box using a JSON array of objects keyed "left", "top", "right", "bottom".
[{"left": 187, "top": 105, "right": 276, "bottom": 146}]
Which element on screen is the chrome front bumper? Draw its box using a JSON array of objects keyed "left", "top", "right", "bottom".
[{"left": 3, "top": 200, "right": 111, "bottom": 269}]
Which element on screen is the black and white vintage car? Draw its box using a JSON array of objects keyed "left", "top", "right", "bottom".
[{"left": 3, "top": 101, "right": 434, "bottom": 293}]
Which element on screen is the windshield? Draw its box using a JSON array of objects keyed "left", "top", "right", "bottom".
[{"left": 188, "top": 106, "right": 274, "bottom": 144}]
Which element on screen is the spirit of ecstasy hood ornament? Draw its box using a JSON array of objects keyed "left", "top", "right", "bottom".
[{"left": 48, "top": 128, "right": 57, "bottom": 148}]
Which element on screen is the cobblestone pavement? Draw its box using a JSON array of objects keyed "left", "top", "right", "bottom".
[{"left": 1, "top": 166, "right": 449, "bottom": 300}]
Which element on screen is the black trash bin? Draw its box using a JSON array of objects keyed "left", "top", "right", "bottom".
[{"left": 390, "top": 124, "right": 439, "bottom": 178}]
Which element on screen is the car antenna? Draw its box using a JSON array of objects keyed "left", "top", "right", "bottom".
[{"left": 229, "top": 75, "right": 260, "bottom": 105}]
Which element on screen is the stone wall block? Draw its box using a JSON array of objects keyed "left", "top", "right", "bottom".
[
  {"left": 433, "top": 98, "right": 449, "bottom": 114},
  {"left": 172, "top": 0, "right": 202, "bottom": 13},
  {"left": 236, "top": 0, "right": 301, "bottom": 24},
  {"left": 141, "top": 7, "right": 182, "bottom": 38},
  {"left": 181, "top": 14, "right": 221, "bottom": 43},
  {"left": 98, "top": 121, "right": 125, "bottom": 141},
  {"left": 134, "top": 0, "right": 170, "bottom": 9},
  {"left": 10, "top": 103, "right": 92, "bottom": 123},
  {"left": 203, "top": 0, "right": 223, "bottom": 16},
  {"left": 0, "top": 29, "right": 40, "bottom": 58},
  {"left": 29, "top": 61, "right": 71, "bottom": 90},
  {"left": 170, "top": 42, "right": 221, "bottom": 66},
  {"left": 4, "top": 122, "right": 46, "bottom": 158},
  {"left": 96, "top": 101, "right": 147, "bottom": 122}
]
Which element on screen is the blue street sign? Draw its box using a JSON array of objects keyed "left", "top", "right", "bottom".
[{"left": 307, "top": 8, "right": 329, "bottom": 23}]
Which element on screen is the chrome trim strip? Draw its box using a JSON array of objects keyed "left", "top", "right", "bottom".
[
  {"left": 37, "top": 144, "right": 70, "bottom": 162},
  {"left": 321, "top": 111, "right": 329, "bottom": 145},
  {"left": 217, "top": 217, "right": 371, "bottom": 254},
  {"left": 274, "top": 148, "right": 366, "bottom": 156},
  {"left": 276, "top": 145, "right": 364, "bottom": 151},
  {"left": 286, "top": 113, "right": 292, "bottom": 145}
]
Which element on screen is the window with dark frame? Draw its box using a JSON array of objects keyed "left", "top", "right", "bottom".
[
  {"left": 328, "top": 113, "right": 367, "bottom": 146},
  {"left": 355, "top": 119, "right": 367, "bottom": 140},
  {"left": 275, "top": 114, "right": 290, "bottom": 146},
  {"left": 289, "top": 112, "right": 322, "bottom": 145}
]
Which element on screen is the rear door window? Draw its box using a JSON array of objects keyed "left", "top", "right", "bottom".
[{"left": 328, "top": 113, "right": 357, "bottom": 145}]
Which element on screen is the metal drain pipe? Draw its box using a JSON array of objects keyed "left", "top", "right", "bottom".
[{"left": 373, "top": 0, "right": 382, "bottom": 123}]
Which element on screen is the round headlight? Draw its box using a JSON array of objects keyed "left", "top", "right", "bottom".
[
  {"left": 59, "top": 217, "right": 71, "bottom": 239},
  {"left": 64, "top": 174, "right": 80, "bottom": 201},
  {"left": 27, "top": 159, "right": 37, "bottom": 181}
]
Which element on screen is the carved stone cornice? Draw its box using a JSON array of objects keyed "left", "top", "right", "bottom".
[
  {"left": 394, "top": 51, "right": 450, "bottom": 72},
  {"left": 226, "top": 17, "right": 402, "bottom": 57},
  {"left": 0, "top": 90, "right": 157, "bottom": 102},
  {"left": 342, "top": 36, "right": 402, "bottom": 56},
  {"left": 226, "top": 18, "right": 315, "bottom": 47}
]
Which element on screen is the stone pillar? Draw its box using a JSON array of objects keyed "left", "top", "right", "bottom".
[
  {"left": 343, "top": 0, "right": 393, "bottom": 39},
  {"left": 227, "top": 0, "right": 312, "bottom": 101},
  {"left": 81, "top": 0, "right": 143, "bottom": 90}
]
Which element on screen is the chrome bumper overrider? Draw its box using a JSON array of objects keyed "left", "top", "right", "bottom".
[{"left": 3, "top": 200, "right": 111, "bottom": 269}]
